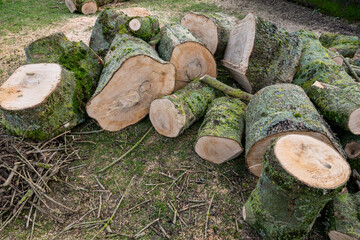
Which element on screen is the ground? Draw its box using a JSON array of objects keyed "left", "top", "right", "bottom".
[{"left": 0, "top": 0, "right": 359, "bottom": 239}]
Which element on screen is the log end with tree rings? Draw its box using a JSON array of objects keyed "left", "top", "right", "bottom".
[{"left": 81, "top": 1, "right": 97, "bottom": 15}]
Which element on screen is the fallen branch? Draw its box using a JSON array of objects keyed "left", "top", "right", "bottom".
[{"left": 204, "top": 194, "right": 215, "bottom": 239}]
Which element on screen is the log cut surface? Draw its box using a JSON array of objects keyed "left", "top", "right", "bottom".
[{"left": 0, "top": 64, "right": 61, "bottom": 110}]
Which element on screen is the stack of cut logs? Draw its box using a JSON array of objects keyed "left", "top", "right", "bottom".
[{"left": 1, "top": 6, "right": 360, "bottom": 239}]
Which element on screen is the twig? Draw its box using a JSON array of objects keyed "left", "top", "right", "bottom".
[
  {"left": 204, "top": 194, "right": 215, "bottom": 239},
  {"left": 125, "top": 199, "right": 150, "bottom": 213},
  {"left": 30, "top": 209, "right": 37, "bottom": 240},
  {"left": 341, "top": 55, "right": 360, "bottom": 81},
  {"left": 162, "top": 172, "right": 186, "bottom": 200},
  {"left": 134, "top": 218, "right": 160, "bottom": 238},
  {"left": 69, "top": 129, "right": 104, "bottom": 135},
  {"left": 97, "top": 195, "right": 102, "bottom": 219},
  {"left": 94, "top": 176, "right": 106, "bottom": 190},
  {"left": 179, "top": 203, "right": 206, "bottom": 212},
  {"left": 98, "top": 127, "right": 152, "bottom": 173},
  {"left": 158, "top": 223, "right": 170, "bottom": 239}
]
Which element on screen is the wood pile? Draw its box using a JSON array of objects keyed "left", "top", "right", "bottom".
[
  {"left": 2, "top": 7, "right": 360, "bottom": 239},
  {"left": 65, "top": 0, "right": 128, "bottom": 15}
]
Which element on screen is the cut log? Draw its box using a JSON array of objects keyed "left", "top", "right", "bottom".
[
  {"left": 180, "top": 12, "right": 236, "bottom": 59},
  {"left": 195, "top": 97, "right": 246, "bottom": 164},
  {"left": 86, "top": 34, "right": 175, "bottom": 131},
  {"left": 222, "top": 13, "right": 302, "bottom": 93},
  {"left": 246, "top": 83, "right": 344, "bottom": 177},
  {"left": 339, "top": 133, "right": 360, "bottom": 173},
  {"left": 293, "top": 31, "right": 360, "bottom": 134},
  {"left": 25, "top": 32, "right": 103, "bottom": 116},
  {"left": 65, "top": 0, "right": 98, "bottom": 15},
  {"left": 128, "top": 16, "right": 160, "bottom": 42},
  {"left": 243, "top": 134, "right": 350, "bottom": 240},
  {"left": 89, "top": 8, "right": 155, "bottom": 58},
  {"left": 0, "top": 64, "right": 85, "bottom": 140},
  {"left": 157, "top": 23, "right": 217, "bottom": 91},
  {"left": 328, "top": 191, "right": 360, "bottom": 240},
  {"left": 320, "top": 32, "right": 359, "bottom": 58},
  {"left": 149, "top": 78, "right": 216, "bottom": 138}
]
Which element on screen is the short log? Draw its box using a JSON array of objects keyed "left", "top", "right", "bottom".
[
  {"left": 180, "top": 12, "right": 236, "bottom": 59},
  {"left": 0, "top": 64, "right": 85, "bottom": 140},
  {"left": 65, "top": 0, "right": 98, "bottom": 15},
  {"left": 128, "top": 16, "right": 160, "bottom": 42},
  {"left": 86, "top": 34, "right": 175, "bottom": 131},
  {"left": 222, "top": 13, "right": 302, "bottom": 93},
  {"left": 157, "top": 23, "right": 217, "bottom": 91},
  {"left": 195, "top": 97, "right": 246, "bottom": 164},
  {"left": 243, "top": 134, "right": 350, "bottom": 240},
  {"left": 320, "top": 32, "right": 359, "bottom": 58},
  {"left": 149, "top": 78, "right": 216, "bottom": 138},
  {"left": 245, "top": 83, "right": 343, "bottom": 177},
  {"left": 339, "top": 132, "right": 360, "bottom": 173}
]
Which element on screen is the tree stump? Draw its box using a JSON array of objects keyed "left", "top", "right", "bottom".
[
  {"left": 243, "top": 134, "right": 350, "bottom": 240},
  {"left": 222, "top": 13, "right": 302, "bottom": 93},
  {"left": 195, "top": 97, "right": 246, "bottom": 164},
  {"left": 25, "top": 32, "right": 103, "bottom": 117},
  {"left": 86, "top": 34, "right": 175, "bottom": 131},
  {"left": 149, "top": 78, "right": 216, "bottom": 138},
  {"left": 246, "top": 84, "right": 343, "bottom": 177},
  {"left": 65, "top": 0, "right": 98, "bottom": 15},
  {"left": 157, "top": 23, "right": 217, "bottom": 91},
  {"left": 180, "top": 12, "right": 236, "bottom": 59},
  {"left": 320, "top": 32, "right": 359, "bottom": 58},
  {"left": 293, "top": 31, "right": 360, "bottom": 134},
  {"left": 0, "top": 64, "right": 85, "bottom": 140}
]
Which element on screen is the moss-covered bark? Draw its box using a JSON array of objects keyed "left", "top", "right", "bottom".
[
  {"left": 246, "top": 83, "right": 344, "bottom": 176},
  {"left": 129, "top": 16, "right": 160, "bottom": 42},
  {"left": 25, "top": 32, "right": 103, "bottom": 119},
  {"left": 244, "top": 139, "right": 345, "bottom": 240},
  {"left": 1, "top": 66, "right": 84, "bottom": 140},
  {"left": 73, "top": 0, "right": 97, "bottom": 14},
  {"left": 320, "top": 32, "right": 359, "bottom": 58}
]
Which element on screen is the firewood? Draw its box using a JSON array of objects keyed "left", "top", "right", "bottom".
[
  {"left": 0, "top": 64, "right": 85, "bottom": 140},
  {"left": 128, "top": 16, "right": 160, "bottom": 42},
  {"left": 293, "top": 31, "right": 360, "bottom": 134},
  {"left": 222, "top": 13, "right": 302, "bottom": 93},
  {"left": 86, "top": 34, "right": 175, "bottom": 131},
  {"left": 157, "top": 23, "right": 217, "bottom": 91},
  {"left": 65, "top": 0, "right": 98, "bottom": 15},
  {"left": 195, "top": 97, "right": 246, "bottom": 164},
  {"left": 243, "top": 135, "right": 350, "bottom": 240},
  {"left": 339, "top": 132, "right": 360, "bottom": 173},
  {"left": 320, "top": 32, "right": 359, "bottom": 58},
  {"left": 89, "top": 8, "right": 153, "bottom": 58},
  {"left": 245, "top": 84, "right": 344, "bottom": 177},
  {"left": 180, "top": 12, "right": 236, "bottom": 59},
  {"left": 149, "top": 78, "right": 216, "bottom": 138}
]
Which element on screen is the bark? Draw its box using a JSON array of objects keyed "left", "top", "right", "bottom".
[
  {"left": 293, "top": 31, "right": 360, "bottom": 134},
  {"left": 157, "top": 23, "right": 217, "bottom": 91},
  {"left": 243, "top": 136, "right": 349, "bottom": 240},
  {"left": 245, "top": 83, "right": 344, "bottom": 177},
  {"left": 128, "top": 16, "right": 160, "bottom": 42},
  {"left": 222, "top": 13, "right": 303, "bottom": 93},
  {"left": 0, "top": 64, "right": 85, "bottom": 140},
  {"left": 320, "top": 32, "right": 359, "bottom": 58},
  {"left": 180, "top": 12, "right": 236, "bottom": 59},
  {"left": 86, "top": 34, "right": 175, "bottom": 131},
  {"left": 149, "top": 78, "right": 217, "bottom": 138},
  {"left": 195, "top": 97, "right": 246, "bottom": 164},
  {"left": 25, "top": 32, "right": 103, "bottom": 119}
]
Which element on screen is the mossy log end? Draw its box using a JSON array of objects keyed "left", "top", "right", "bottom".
[
  {"left": 328, "top": 191, "right": 360, "bottom": 240},
  {"left": 86, "top": 34, "right": 175, "bottom": 132},
  {"left": 65, "top": 0, "right": 98, "bottom": 15},
  {"left": 0, "top": 64, "right": 85, "bottom": 140},
  {"left": 150, "top": 78, "right": 217, "bottom": 138},
  {"left": 245, "top": 84, "right": 344, "bottom": 177},
  {"left": 222, "top": 13, "right": 302, "bottom": 93},
  {"left": 339, "top": 132, "right": 360, "bottom": 173},
  {"left": 244, "top": 135, "right": 350, "bottom": 240},
  {"left": 157, "top": 23, "right": 217, "bottom": 91},
  {"left": 25, "top": 32, "right": 103, "bottom": 118},
  {"left": 320, "top": 32, "right": 359, "bottom": 58},
  {"left": 195, "top": 97, "right": 246, "bottom": 164},
  {"left": 180, "top": 12, "right": 236, "bottom": 59},
  {"left": 128, "top": 16, "right": 160, "bottom": 42}
]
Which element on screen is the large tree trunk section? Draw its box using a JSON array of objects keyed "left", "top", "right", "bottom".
[
  {"left": 86, "top": 34, "right": 175, "bottom": 132},
  {"left": 149, "top": 78, "right": 216, "bottom": 138},
  {"left": 246, "top": 84, "right": 344, "bottom": 177},
  {"left": 180, "top": 12, "right": 235, "bottom": 59},
  {"left": 89, "top": 8, "right": 155, "bottom": 59},
  {"left": 25, "top": 32, "right": 103, "bottom": 118},
  {"left": 328, "top": 191, "right": 360, "bottom": 240},
  {"left": 195, "top": 97, "right": 246, "bottom": 164},
  {"left": 157, "top": 23, "right": 217, "bottom": 91},
  {"left": 65, "top": 0, "right": 98, "bottom": 15},
  {"left": 128, "top": 16, "right": 160, "bottom": 42},
  {"left": 293, "top": 31, "right": 360, "bottom": 133},
  {"left": 222, "top": 13, "right": 302, "bottom": 93},
  {"left": 243, "top": 134, "right": 350, "bottom": 240},
  {"left": 320, "top": 32, "right": 359, "bottom": 58},
  {"left": 0, "top": 64, "right": 85, "bottom": 140}
]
